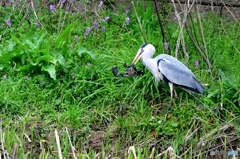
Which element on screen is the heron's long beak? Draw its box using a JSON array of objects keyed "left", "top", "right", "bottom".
[{"left": 132, "top": 49, "right": 144, "bottom": 65}]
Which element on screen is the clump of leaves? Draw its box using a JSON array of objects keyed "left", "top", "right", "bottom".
[
  {"left": 206, "top": 69, "right": 240, "bottom": 110},
  {"left": 0, "top": 23, "right": 95, "bottom": 80}
]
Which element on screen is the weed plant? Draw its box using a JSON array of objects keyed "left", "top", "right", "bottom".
[{"left": 0, "top": 1, "right": 239, "bottom": 158}]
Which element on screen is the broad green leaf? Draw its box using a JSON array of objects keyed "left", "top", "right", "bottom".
[
  {"left": 42, "top": 65, "right": 56, "bottom": 80},
  {"left": 57, "top": 54, "right": 65, "bottom": 65},
  {"left": 37, "top": 55, "right": 57, "bottom": 64},
  {"left": 170, "top": 122, "right": 178, "bottom": 127},
  {"left": 77, "top": 46, "right": 96, "bottom": 59},
  {"left": 17, "top": 65, "right": 30, "bottom": 71},
  {"left": 11, "top": 35, "right": 22, "bottom": 46},
  {"left": 25, "top": 39, "right": 35, "bottom": 50},
  {"left": 7, "top": 40, "right": 15, "bottom": 51},
  {"left": 54, "top": 22, "right": 77, "bottom": 48},
  {"left": 35, "top": 29, "right": 47, "bottom": 48}
]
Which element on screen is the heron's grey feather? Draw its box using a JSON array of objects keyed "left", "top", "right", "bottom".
[{"left": 156, "top": 54, "right": 204, "bottom": 94}]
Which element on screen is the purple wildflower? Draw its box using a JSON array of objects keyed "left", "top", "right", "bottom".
[
  {"left": 104, "top": 16, "right": 110, "bottom": 22},
  {"left": 93, "top": 20, "right": 99, "bottom": 29},
  {"left": 99, "top": 1, "right": 104, "bottom": 7},
  {"left": 85, "top": 27, "right": 91, "bottom": 36},
  {"left": 164, "top": 42, "right": 169, "bottom": 50},
  {"left": 58, "top": 0, "right": 66, "bottom": 6},
  {"left": 5, "top": 18, "right": 11, "bottom": 27},
  {"left": 197, "top": 104, "right": 203, "bottom": 109},
  {"left": 35, "top": 21, "right": 40, "bottom": 27},
  {"left": 26, "top": 75, "right": 29, "bottom": 80},
  {"left": 125, "top": 17, "right": 130, "bottom": 25},
  {"left": 126, "top": 8, "right": 130, "bottom": 14},
  {"left": 194, "top": 60, "right": 199, "bottom": 67},
  {"left": 49, "top": 4, "right": 56, "bottom": 13},
  {"left": 102, "top": 26, "right": 106, "bottom": 32}
]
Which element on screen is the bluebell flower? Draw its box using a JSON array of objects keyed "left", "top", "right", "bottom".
[
  {"left": 104, "top": 16, "right": 110, "bottom": 22},
  {"left": 102, "top": 26, "right": 106, "bottom": 32},
  {"left": 93, "top": 20, "right": 99, "bottom": 29},
  {"left": 125, "top": 17, "right": 130, "bottom": 25},
  {"left": 35, "top": 21, "right": 40, "bottom": 27},
  {"left": 5, "top": 18, "right": 11, "bottom": 27},
  {"left": 85, "top": 27, "right": 91, "bottom": 36},
  {"left": 194, "top": 60, "right": 199, "bottom": 67},
  {"left": 164, "top": 42, "right": 169, "bottom": 50},
  {"left": 126, "top": 8, "right": 130, "bottom": 14},
  {"left": 49, "top": 4, "right": 56, "bottom": 13},
  {"left": 99, "top": 1, "right": 104, "bottom": 7}
]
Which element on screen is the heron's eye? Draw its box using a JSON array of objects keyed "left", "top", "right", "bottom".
[{"left": 140, "top": 43, "right": 148, "bottom": 48}]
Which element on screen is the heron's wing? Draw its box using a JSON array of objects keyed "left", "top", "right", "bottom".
[{"left": 157, "top": 57, "right": 204, "bottom": 94}]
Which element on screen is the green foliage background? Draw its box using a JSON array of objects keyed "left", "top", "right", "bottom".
[{"left": 0, "top": 1, "right": 239, "bottom": 158}]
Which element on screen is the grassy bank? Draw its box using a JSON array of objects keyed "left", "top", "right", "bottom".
[{"left": 0, "top": 1, "right": 239, "bottom": 158}]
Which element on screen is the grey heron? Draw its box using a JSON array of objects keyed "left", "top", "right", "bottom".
[{"left": 132, "top": 44, "right": 204, "bottom": 99}]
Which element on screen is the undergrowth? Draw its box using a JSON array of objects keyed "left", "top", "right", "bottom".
[{"left": 0, "top": 0, "right": 239, "bottom": 158}]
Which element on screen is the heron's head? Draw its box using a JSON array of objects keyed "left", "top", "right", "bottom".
[{"left": 132, "top": 44, "right": 155, "bottom": 65}]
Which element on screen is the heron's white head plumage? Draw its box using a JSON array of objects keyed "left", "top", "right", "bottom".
[{"left": 132, "top": 44, "right": 155, "bottom": 65}]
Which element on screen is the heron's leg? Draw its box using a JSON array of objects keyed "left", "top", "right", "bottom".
[
  {"left": 168, "top": 82, "right": 174, "bottom": 99},
  {"left": 173, "top": 89, "right": 178, "bottom": 97}
]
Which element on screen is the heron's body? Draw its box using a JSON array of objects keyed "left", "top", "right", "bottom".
[{"left": 132, "top": 44, "right": 204, "bottom": 99}]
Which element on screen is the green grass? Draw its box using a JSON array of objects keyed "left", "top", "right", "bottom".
[{"left": 0, "top": 1, "right": 240, "bottom": 158}]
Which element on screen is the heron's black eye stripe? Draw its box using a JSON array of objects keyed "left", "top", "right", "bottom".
[{"left": 141, "top": 44, "right": 148, "bottom": 48}]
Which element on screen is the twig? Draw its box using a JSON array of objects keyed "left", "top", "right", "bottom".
[
  {"left": 180, "top": 146, "right": 191, "bottom": 158},
  {"left": 184, "top": 26, "right": 207, "bottom": 62},
  {"left": 149, "top": 147, "right": 155, "bottom": 159},
  {"left": 55, "top": 129, "right": 63, "bottom": 159},
  {"left": 131, "top": 1, "right": 147, "bottom": 43},
  {"left": 0, "top": 118, "right": 11, "bottom": 159},
  {"left": 171, "top": 0, "right": 240, "bottom": 7},
  {"left": 153, "top": 0, "right": 165, "bottom": 44},
  {"left": 156, "top": 146, "right": 181, "bottom": 158},
  {"left": 219, "top": 0, "right": 240, "bottom": 25},
  {"left": 194, "top": 137, "right": 238, "bottom": 158},
  {"left": 174, "top": 0, "right": 213, "bottom": 80},
  {"left": 24, "top": 133, "right": 32, "bottom": 142},
  {"left": 197, "top": 124, "right": 230, "bottom": 147},
  {"left": 194, "top": 3, "right": 210, "bottom": 66},
  {"left": 30, "top": 0, "right": 44, "bottom": 28},
  {"left": 65, "top": 127, "right": 77, "bottom": 159},
  {"left": 171, "top": 0, "right": 194, "bottom": 61},
  {"left": 128, "top": 146, "right": 138, "bottom": 159},
  {"left": 194, "top": 1, "right": 213, "bottom": 79}
]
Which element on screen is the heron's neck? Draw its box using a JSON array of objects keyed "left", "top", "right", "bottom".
[{"left": 142, "top": 56, "right": 159, "bottom": 79}]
